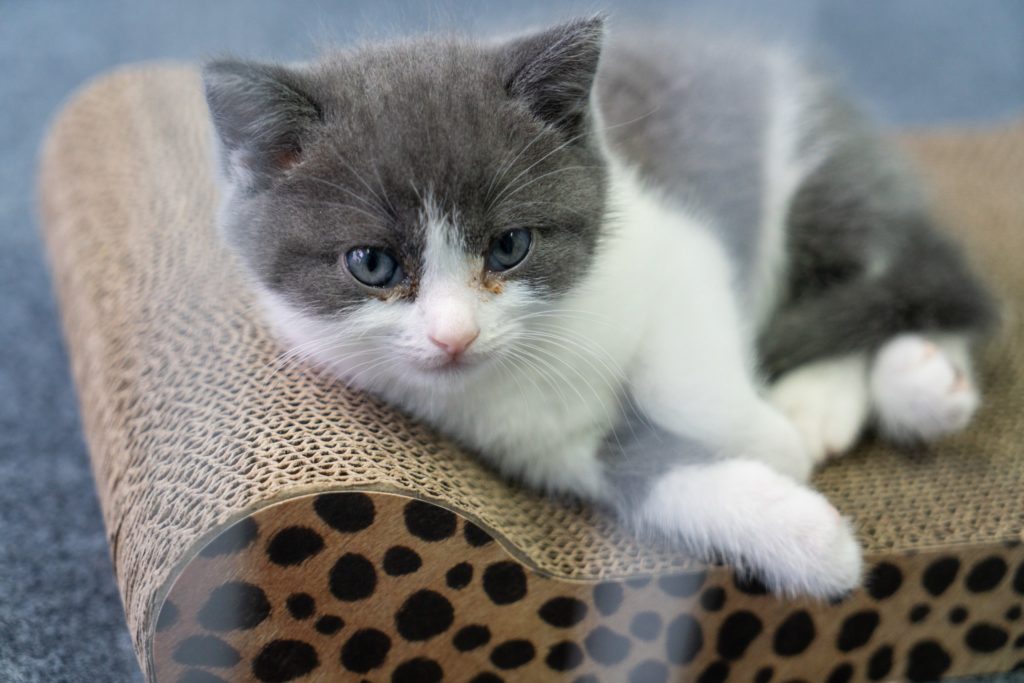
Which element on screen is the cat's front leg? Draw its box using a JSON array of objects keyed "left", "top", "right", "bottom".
[
  {"left": 628, "top": 293, "right": 814, "bottom": 482},
  {"left": 603, "top": 434, "right": 862, "bottom": 598}
]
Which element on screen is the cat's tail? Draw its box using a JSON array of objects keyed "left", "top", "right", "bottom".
[{"left": 757, "top": 224, "right": 998, "bottom": 380}]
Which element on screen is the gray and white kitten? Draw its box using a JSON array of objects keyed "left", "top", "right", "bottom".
[{"left": 203, "top": 16, "right": 995, "bottom": 598}]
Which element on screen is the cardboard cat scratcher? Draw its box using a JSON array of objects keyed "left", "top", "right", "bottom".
[{"left": 38, "top": 64, "right": 1024, "bottom": 683}]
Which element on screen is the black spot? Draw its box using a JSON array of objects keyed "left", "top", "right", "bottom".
[
  {"left": 314, "top": 492, "right": 375, "bottom": 532},
  {"left": 329, "top": 553, "right": 376, "bottom": 601},
  {"left": 837, "top": 610, "right": 880, "bottom": 652},
  {"left": 198, "top": 581, "right": 271, "bottom": 631},
  {"left": 734, "top": 574, "right": 769, "bottom": 595},
  {"left": 173, "top": 636, "right": 240, "bottom": 668},
  {"left": 464, "top": 521, "right": 494, "bottom": 546},
  {"left": 658, "top": 572, "right": 706, "bottom": 597},
  {"left": 867, "top": 563, "right": 902, "bottom": 600},
  {"left": 584, "top": 626, "right": 631, "bottom": 665},
  {"left": 666, "top": 614, "right": 703, "bottom": 665},
  {"left": 826, "top": 663, "right": 853, "bottom": 683},
  {"left": 922, "top": 556, "right": 960, "bottom": 596},
  {"left": 1016, "top": 633, "right": 1024, "bottom": 648},
  {"left": 965, "top": 623, "right": 1009, "bottom": 652},
  {"left": 341, "top": 629, "right": 390, "bottom": 673},
  {"left": 454, "top": 625, "right": 492, "bottom": 651},
  {"left": 630, "top": 611, "right": 663, "bottom": 641},
  {"left": 286, "top": 593, "right": 315, "bottom": 620},
  {"left": 949, "top": 606, "right": 968, "bottom": 624},
  {"left": 315, "top": 615, "right": 344, "bottom": 635},
  {"left": 867, "top": 645, "right": 893, "bottom": 681},
  {"left": 177, "top": 671, "right": 228, "bottom": 683},
  {"left": 391, "top": 657, "right": 442, "bottom": 683},
  {"left": 696, "top": 660, "right": 729, "bottom": 683},
  {"left": 905, "top": 640, "right": 951, "bottom": 681},
  {"left": 490, "top": 640, "right": 536, "bottom": 669},
  {"left": 1015, "top": 559, "right": 1024, "bottom": 594},
  {"left": 382, "top": 546, "right": 421, "bottom": 576},
  {"left": 157, "top": 600, "right": 179, "bottom": 631},
  {"left": 267, "top": 526, "right": 324, "bottom": 566},
  {"left": 539, "top": 597, "right": 587, "bottom": 627},
  {"left": 967, "top": 556, "right": 1009, "bottom": 592},
  {"left": 403, "top": 500, "right": 456, "bottom": 541},
  {"left": 754, "top": 667, "right": 774, "bottom": 683},
  {"left": 701, "top": 587, "right": 726, "bottom": 611},
  {"left": 909, "top": 604, "right": 930, "bottom": 623},
  {"left": 717, "top": 611, "right": 762, "bottom": 659},
  {"left": 252, "top": 640, "right": 319, "bottom": 682},
  {"left": 545, "top": 641, "right": 583, "bottom": 671},
  {"left": 482, "top": 561, "right": 527, "bottom": 605},
  {"left": 626, "top": 576, "right": 651, "bottom": 589},
  {"left": 469, "top": 675, "right": 503, "bottom": 683},
  {"left": 1007, "top": 606, "right": 1022, "bottom": 621},
  {"left": 774, "top": 610, "right": 815, "bottom": 656},
  {"left": 446, "top": 562, "right": 473, "bottom": 589},
  {"left": 395, "top": 590, "right": 454, "bottom": 641},
  {"left": 200, "top": 517, "right": 258, "bottom": 557},
  {"left": 630, "top": 659, "right": 670, "bottom": 683},
  {"left": 593, "top": 581, "right": 624, "bottom": 615}
]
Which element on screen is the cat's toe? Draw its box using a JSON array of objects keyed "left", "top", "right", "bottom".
[{"left": 871, "top": 335, "right": 979, "bottom": 443}]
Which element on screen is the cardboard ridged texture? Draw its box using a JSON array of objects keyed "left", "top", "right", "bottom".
[{"left": 38, "top": 64, "right": 1024, "bottom": 682}]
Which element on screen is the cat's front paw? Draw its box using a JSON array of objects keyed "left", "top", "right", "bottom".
[
  {"left": 744, "top": 485, "right": 863, "bottom": 599},
  {"left": 769, "top": 355, "right": 870, "bottom": 463},
  {"left": 871, "top": 335, "right": 979, "bottom": 443},
  {"left": 739, "top": 405, "right": 815, "bottom": 482}
]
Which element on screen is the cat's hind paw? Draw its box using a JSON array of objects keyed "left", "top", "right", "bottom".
[{"left": 870, "top": 335, "right": 978, "bottom": 443}]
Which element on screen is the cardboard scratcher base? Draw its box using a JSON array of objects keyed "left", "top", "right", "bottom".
[
  {"left": 38, "top": 64, "right": 1024, "bottom": 682},
  {"left": 154, "top": 491, "right": 1024, "bottom": 683}
]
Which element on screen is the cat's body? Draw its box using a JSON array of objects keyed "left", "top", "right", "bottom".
[{"left": 205, "top": 17, "right": 995, "bottom": 597}]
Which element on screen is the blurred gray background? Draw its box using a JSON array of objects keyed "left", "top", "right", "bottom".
[{"left": 2, "top": 1, "right": 1023, "bottom": 681}]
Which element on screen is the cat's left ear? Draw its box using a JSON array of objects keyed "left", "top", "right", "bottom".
[
  {"left": 203, "top": 59, "right": 323, "bottom": 190},
  {"left": 500, "top": 15, "right": 606, "bottom": 139}
]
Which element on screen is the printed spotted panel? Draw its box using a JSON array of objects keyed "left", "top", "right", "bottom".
[{"left": 152, "top": 492, "right": 1024, "bottom": 682}]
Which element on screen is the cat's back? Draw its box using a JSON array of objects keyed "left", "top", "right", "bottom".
[{"left": 596, "top": 30, "right": 809, "bottom": 275}]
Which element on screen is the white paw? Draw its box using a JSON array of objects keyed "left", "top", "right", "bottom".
[
  {"left": 745, "top": 482, "right": 864, "bottom": 599},
  {"left": 871, "top": 335, "right": 978, "bottom": 443},
  {"left": 769, "top": 355, "right": 870, "bottom": 463},
  {"left": 640, "top": 460, "right": 863, "bottom": 599}
]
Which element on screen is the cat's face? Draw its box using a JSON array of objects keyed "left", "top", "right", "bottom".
[{"left": 205, "top": 18, "right": 609, "bottom": 387}]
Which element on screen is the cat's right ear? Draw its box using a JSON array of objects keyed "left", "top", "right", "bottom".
[{"left": 202, "top": 59, "right": 323, "bottom": 190}]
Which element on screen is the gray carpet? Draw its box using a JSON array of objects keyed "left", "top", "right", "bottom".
[{"left": 2, "top": 1, "right": 1023, "bottom": 681}]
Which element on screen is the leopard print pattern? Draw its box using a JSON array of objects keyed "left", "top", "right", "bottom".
[{"left": 153, "top": 492, "right": 1024, "bottom": 682}]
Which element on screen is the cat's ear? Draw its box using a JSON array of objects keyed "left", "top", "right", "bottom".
[
  {"left": 500, "top": 15, "right": 606, "bottom": 139},
  {"left": 202, "top": 59, "right": 323, "bottom": 189}
]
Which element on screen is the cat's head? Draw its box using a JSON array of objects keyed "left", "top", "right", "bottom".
[{"left": 204, "top": 16, "right": 609, "bottom": 389}]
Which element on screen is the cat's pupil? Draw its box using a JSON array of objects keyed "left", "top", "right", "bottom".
[
  {"left": 345, "top": 247, "right": 400, "bottom": 288},
  {"left": 499, "top": 233, "right": 515, "bottom": 255}
]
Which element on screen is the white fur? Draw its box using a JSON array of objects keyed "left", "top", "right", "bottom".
[
  {"left": 770, "top": 354, "right": 871, "bottom": 463},
  {"left": 638, "top": 459, "right": 862, "bottom": 598},
  {"left": 871, "top": 334, "right": 979, "bottom": 442}
]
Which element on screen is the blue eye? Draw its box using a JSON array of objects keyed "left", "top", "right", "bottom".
[
  {"left": 345, "top": 247, "right": 402, "bottom": 288},
  {"left": 487, "top": 228, "right": 532, "bottom": 272}
]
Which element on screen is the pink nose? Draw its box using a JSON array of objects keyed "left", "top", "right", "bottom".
[{"left": 428, "top": 329, "right": 479, "bottom": 356}]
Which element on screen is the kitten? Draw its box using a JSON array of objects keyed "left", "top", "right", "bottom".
[{"left": 203, "top": 16, "right": 995, "bottom": 597}]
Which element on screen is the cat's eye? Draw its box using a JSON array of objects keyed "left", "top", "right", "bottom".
[
  {"left": 486, "top": 228, "right": 532, "bottom": 272},
  {"left": 344, "top": 247, "right": 403, "bottom": 288}
]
